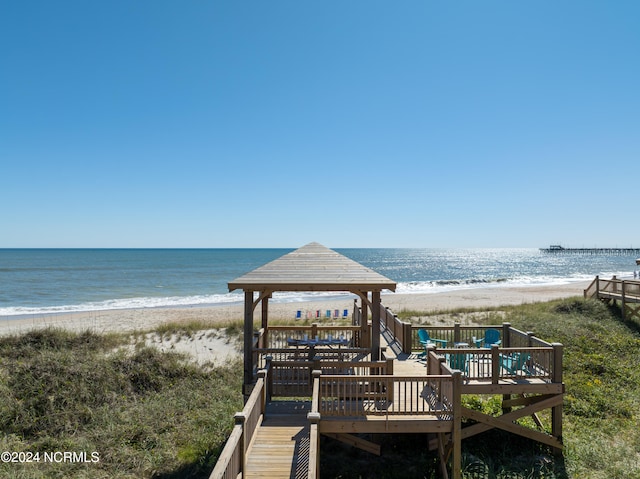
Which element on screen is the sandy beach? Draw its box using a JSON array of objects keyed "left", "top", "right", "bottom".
[{"left": 0, "top": 282, "right": 589, "bottom": 336}]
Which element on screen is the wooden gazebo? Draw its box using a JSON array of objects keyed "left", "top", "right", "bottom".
[{"left": 228, "top": 242, "right": 396, "bottom": 387}]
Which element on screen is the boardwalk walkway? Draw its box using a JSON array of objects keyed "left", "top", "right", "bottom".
[
  {"left": 584, "top": 276, "right": 640, "bottom": 321},
  {"left": 244, "top": 402, "right": 311, "bottom": 479}
]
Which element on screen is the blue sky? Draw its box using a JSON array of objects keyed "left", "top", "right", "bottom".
[{"left": 1, "top": 1, "right": 638, "bottom": 248}]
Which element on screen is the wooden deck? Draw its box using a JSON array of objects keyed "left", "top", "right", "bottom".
[
  {"left": 244, "top": 402, "right": 310, "bottom": 479},
  {"left": 211, "top": 322, "right": 565, "bottom": 479}
]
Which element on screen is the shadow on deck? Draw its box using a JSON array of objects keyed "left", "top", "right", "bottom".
[{"left": 243, "top": 401, "right": 311, "bottom": 479}]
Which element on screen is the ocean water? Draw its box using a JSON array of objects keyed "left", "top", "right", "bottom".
[{"left": 0, "top": 248, "right": 637, "bottom": 318}]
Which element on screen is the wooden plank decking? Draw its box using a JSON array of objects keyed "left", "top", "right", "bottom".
[{"left": 244, "top": 402, "right": 311, "bottom": 479}]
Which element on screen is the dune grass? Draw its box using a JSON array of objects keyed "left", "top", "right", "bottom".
[
  {"left": 0, "top": 328, "right": 243, "bottom": 479},
  {"left": 150, "top": 319, "right": 244, "bottom": 340}
]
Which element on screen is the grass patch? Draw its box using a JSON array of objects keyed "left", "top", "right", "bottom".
[{"left": 0, "top": 327, "right": 243, "bottom": 478}]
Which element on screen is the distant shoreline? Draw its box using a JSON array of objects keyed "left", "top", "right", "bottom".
[{"left": 0, "top": 281, "right": 589, "bottom": 336}]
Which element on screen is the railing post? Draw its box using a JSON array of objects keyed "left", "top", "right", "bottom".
[
  {"left": 403, "top": 322, "right": 413, "bottom": 354},
  {"left": 621, "top": 281, "right": 627, "bottom": 319},
  {"left": 426, "top": 344, "right": 437, "bottom": 374},
  {"left": 308, "top": 370, "right": 322, "bottom": 478},
  {"left": 257, "top": 369, "right": 268, "bottom": 413},
  {"left": 451, "top": 371, "right": 462, "bottom": 479},
  {"left": 352, "top": 299, "right": 358, "bottom": 325},
  {"left": 313, "top": 356, "right": 321, "bottom": 379},
  {"left": 491, "top": 345, "right": 500, "bottom": 384},
  {"left": 311, "top": 370, "right": 322, "bottom": 414},
  {"left": 234, "top": 412, "right": 247, "bottom": 474},
  {"left": 307, "top": 412, "right": 321, "bottom": 478},
  {"left": 386, "top": 358, "right": 394, "bottom": 375},
  {"left": 551, "top": 343, "right": 564, "bottom": 454},
  {"left": 432, "top": 356, "right": 447, "bottom": 402},
  {"left": 527, "top": 331, "right": 536, "bottom": 347},
  {"left": 265, "top": 355, "right": 273, "bottom": 401},
  {"left": 390, "top": 309, "right": 395, "bottom": 336},
  {"left": 502, "top": 322, "right": 511, "bottom": 347},
  {"left": 454, "top": 323, "right": 461, "bottom": 343}
]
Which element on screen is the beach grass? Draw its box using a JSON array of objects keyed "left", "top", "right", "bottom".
[
  {"left": 150, "top": 318, "right": 244, "bottom": 339},
  {"left": 0, "top": 328, "right": 243, "bottom": 479},
  {"left": 1, "top": 298, "right": 639, "bottom": 478}
]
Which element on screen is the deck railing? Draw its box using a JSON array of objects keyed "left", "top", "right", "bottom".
[
  {"left": 379, "top": 304, "right": 413, "bottom": 354},
  {"left": 436, "top": 346, "right": 560, "bottom": 382},
  {"left": 315, "top": 374, "right": 456, "bottom": 419},
  {"left": 253, "top": 347, "right": 370, "bottom": 370},
  {"left": 265, "top": 357, "right": 394, "bottom": 398},
  {"left": 266, "top": 324, "right": 362, "bottom": 349},
  {"left": 209, "top": 369, "right": 268, "bottom": 479},
  {"left": 407, "top": 322, "right": 553, "bottom": 351},
  {"left": 584, "top": 275, "right": 640, "bottom": 300},
  {"left": 584, "top": 276, "right": 640, "bottom": 320},
  {"left": 398, "top": 323, "right": 563, "bottom": 385},
  {"left": 308, "top": 355, "right": 463, "bottom": 479}
]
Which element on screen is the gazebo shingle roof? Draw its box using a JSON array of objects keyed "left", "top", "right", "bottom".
[{"left": 228, "top": 242, "right": 396, "bottom": 293}]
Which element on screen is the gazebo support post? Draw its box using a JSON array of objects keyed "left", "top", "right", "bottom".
[
  {"left": 261, "top": 294, "right": 269, "bottom": 349},
  {"left": 243, "top": 291, "right": 254, "bottom": 393},
  {"left": 361, "top": 297, "right": 369, "bottom": 348},
  {"left": 371, "top": 291, "right": 381, "bottom": 361}
]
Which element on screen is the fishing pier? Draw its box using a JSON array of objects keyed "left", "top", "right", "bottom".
[{"left": 540, "top": 245, "right": 640, "bottom": 255}]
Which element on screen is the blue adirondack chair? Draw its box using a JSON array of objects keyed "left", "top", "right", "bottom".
[
  {"left": 447, "top": 352, "right": 468, "bottom": 374},
  {"left": 417, "top": 329, "right": 448, "bottom": 358},
  {"left": 499, "top": 352, "right": 532, "bottom": 375},
  {"left": 474, "top": 329, "right": 502, "bottom": 348}
]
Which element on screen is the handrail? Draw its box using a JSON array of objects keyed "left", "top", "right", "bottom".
[
  {"left": 267, "top": 359, "right": 394, "bottom": 398},
  {"left": 267, "top": 324, "right": 361, "bottom": 349},
  {"left": 407, "top": 322, "right": 556, "bottom": 352},
  {"left": 583, "top": 276, "right": 640, "bottom": 321},
  {"left": 253, "top": 347, "right": 370, "bottom": 369},
  {"left": 208, "top": 423, "right": 242, "bottom": 479},
  {"left": 585, "top": 276, "right": 640, "bottom": 296},
  {"left": 308, "top": 371, "right": 322, "bottom": 479},
  {"left": 439, "top": 346, "right": 558, "bottom": 382},
  {"left": 317, "top": 374, "right": 456, "bottom": 418},
  {"left": 379, "top": 303, "right": 413, "bottom": 354},
  {"left": 584, "top": 275, "right": 599, "bottom": 299},
  {"left": 209, "top": 369, "right": 268, "bottom": 479}
]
